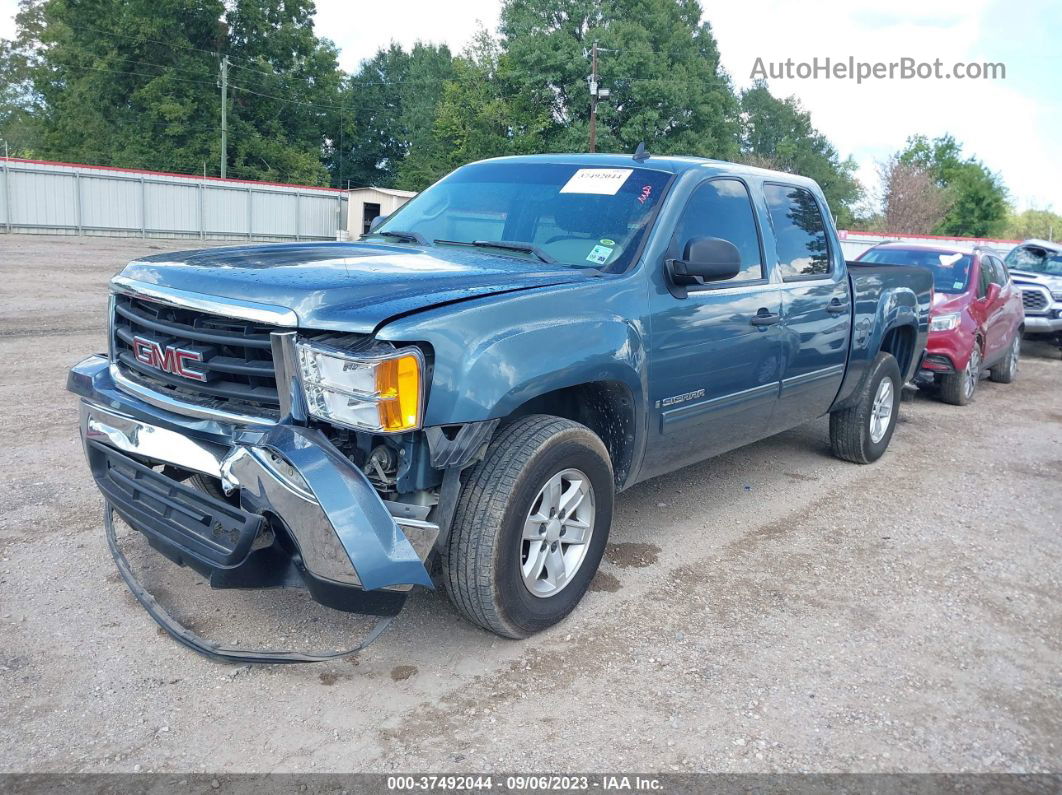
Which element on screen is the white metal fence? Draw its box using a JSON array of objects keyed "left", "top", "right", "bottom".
[{"left": 0, "top": 158, "right": 348, "bottom": 241}]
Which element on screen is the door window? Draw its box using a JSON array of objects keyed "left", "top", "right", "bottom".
[
  {"left": 976, "top": 258, "right": 991, "bottom": 297},
  {"left": 671, "top": 179, "right": 764, "bottom": 283},
  {"left": 987, "top": 256, "right": 1007, "bottom": 285},
  {"left": 763, "top": 184, "right": 831, "bottom": 280}
]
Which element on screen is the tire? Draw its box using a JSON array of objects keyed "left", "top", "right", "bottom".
[
  {"left": 939, "top": 344, "right": 981, "bottom": 405},
  {"left": 188, "top": 472, "right": 229, "bottom": 501},
  {"left": 829, "top": 352, "right": 902, "bottom": 465},
  {"left": 989, "top": 334, "right": 1020, "bottom": 383},
  {"left": 443, "top": 415, "right": 614, "bottom": 639}
]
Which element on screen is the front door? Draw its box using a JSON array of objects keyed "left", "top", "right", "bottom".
[
  {"left": 642, "top": 177, "right": 782, "bottom": 480},
  {"left": 761, "top": 183, "right": 851, "bottom": 431}
]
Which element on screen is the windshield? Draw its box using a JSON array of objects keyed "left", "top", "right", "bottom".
[
  {"left": 859, "top": 248, "right": 973, "bottom": 294},
  {"left": 1004, "top": 245, "right": 1062, "bottom": 275},
  {"left": 369, "top": 162, "right": 673, "bottom": 271}
]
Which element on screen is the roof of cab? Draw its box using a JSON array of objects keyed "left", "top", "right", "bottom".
[{"left": 468, "top": 152, "right": 822, "bottom": 190}]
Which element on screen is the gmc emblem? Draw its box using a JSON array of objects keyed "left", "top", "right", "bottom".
[{"left": 131, "top": 336, "right": 207, "bottom": 382}]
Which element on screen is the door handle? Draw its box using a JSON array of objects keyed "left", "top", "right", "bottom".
[
  {"left": 826, "top": 298, "right": 849, "bottom": 315},
  {"left": 750, "top": 309, "right": 781, "bottom": 327}
]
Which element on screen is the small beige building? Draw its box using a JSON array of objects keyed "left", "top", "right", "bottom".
[{"left": 346, "top": 186, "right": 417, "bottom": 238}]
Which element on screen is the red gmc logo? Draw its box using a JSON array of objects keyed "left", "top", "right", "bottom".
[{"left": 132, "top": 336, "right": 207, "bottom": 382}]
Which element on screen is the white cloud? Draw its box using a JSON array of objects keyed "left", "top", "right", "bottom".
[
  {"left": 706, "top": 0, "right": 1059, "bottom": 212},
  {"left": 316, "top": 0, "right": 500, "bottom": 70}
]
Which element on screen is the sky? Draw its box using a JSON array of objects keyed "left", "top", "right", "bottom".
[{"left": 3, "top": 0, "right": 1059, "bottom": 213}]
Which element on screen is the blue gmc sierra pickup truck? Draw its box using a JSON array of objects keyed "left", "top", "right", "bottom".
[{"left": 68, "top": 153, "right": 931, "bottom": 655}]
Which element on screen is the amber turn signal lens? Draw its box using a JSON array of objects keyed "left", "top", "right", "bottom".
[{"left": 375, "top": 353, "right": 421, "bottom": 431}]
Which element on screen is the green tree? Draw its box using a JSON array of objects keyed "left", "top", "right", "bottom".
[
  {"left": 25, "top": 0, "right": 226, "bottom": 173},
  {"left": 8, "top": 0, "right": 344, "bottom": 184},
  {"left": 0, "top": 1, "right": 46, "bottom": 157},
  {"left": 333, "top": 42, "right": 455, "bottom": 190},
  {"left": 396, "top": 30, "right": 549, "bottom": 190},
  {"left": 1005, "top": 208, "right": 1061, "bottom": 241},
  {"left": 498, "top": 0, "right": 739, "bottom": 157},
  {"left": 898, "top": 134, "right": 1007, "bottom": 237},
  {"left": 223, "top": 0, "right": 345, "bottom": 184},
  {"left": 739, "top": 81, "right": 861, "bottom": 227}
]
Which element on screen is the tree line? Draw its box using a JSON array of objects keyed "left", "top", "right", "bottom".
[{"left": 0, "top": 0, "right": 1043, "bottom": 238}]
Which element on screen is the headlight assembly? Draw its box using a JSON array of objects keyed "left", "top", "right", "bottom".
[
  {"left": 929, "top": 312, "right": 961, "bottom": 332},
  {"left": 296, "top": 341, "right": 425, "bottom": 433}
]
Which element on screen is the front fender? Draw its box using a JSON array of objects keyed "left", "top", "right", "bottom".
[{"left": 377, "top": 277, "right": 650, "bottom": 426}]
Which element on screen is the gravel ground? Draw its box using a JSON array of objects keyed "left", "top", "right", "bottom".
[{"left": 0, "top": 234, "right": 1060, "bottom": 774}]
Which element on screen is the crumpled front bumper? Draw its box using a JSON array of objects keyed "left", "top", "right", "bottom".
[{"left": 68, "top": 355, "right": 435, "bottom": 613}]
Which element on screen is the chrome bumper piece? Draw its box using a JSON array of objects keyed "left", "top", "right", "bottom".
[
  {"left": 70, "top": 355, "right": 435, "bottom": 592},
  {"left": 1023, "top": 314, "right": 1062, "bottom": 333}
]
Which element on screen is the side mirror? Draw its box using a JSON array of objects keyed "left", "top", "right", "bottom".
[
  {"left": 368, "top": 214, "right": 387, "bottom": 233},
  {"left": 667, "top": 237, "right": 742, "bottom": 285},
  {"left": 984, "top": 283, "right": 1001, "bottom": 303}
]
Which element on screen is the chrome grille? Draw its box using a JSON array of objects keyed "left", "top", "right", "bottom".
[
  {"left": 1021, "top": 289, "right": 1048, "bottom": 312},
  {"left": 112, "top": 294, "right": 280, "bottom": 415}
]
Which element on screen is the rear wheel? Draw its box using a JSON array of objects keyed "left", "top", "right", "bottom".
[
  {"left": 829, "top": 352, "right": 902, "bottom": 464},
  {"left": 443, "top": 415, "right": 613, "bottom": 638},
  {"left": 940, "top": 345, "right": 981, "bottom": 405},
  {"left": 989, "top": 334, "right": 1020, "bottom": 383}
]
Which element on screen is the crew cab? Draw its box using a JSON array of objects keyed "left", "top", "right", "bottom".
[
  {"left": 68, "top": 154, "right": 931, "bottom": 650},
  {"left": 858, "top": 243, "right": 1024, "bottom": 404}
]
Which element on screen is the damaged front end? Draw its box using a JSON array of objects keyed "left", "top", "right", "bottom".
[{"left": 66, "top": 282, "right": 464, "bottom": 661}]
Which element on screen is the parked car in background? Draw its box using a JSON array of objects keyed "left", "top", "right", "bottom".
[
  {"left": 1004, "top": 239, "right": 1062, "bottom": 339},
  {"left": 858, "top": 243, "right": 1024, "bottom": 405}
]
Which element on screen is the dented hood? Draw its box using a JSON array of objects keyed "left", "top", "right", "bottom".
[{"left": 117, "top": 241, "right": 595, "bottom": 333}]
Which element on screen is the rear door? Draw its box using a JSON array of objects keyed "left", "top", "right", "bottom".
[
  {"left": 643, "top": 177, "right": 782, "bottom": 479},
  {"left": 763, "top": 183, "right": 851, "bottom": 432}
]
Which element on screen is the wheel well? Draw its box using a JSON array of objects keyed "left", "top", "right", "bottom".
[
  {"left": 504, "top": 382, "right": 636, "bottom": 487},
  {"left": 880, "top": 325, "right": 916, "bottom": 378}
]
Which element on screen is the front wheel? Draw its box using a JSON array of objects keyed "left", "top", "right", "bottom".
[
  {"left": 829, "top": 352, "right": 902, "bottom": 464},
  {"left": 939, "top": 344, "right": 981, "bottom": 405},
  {"left": 443, "top": 415, "right": 614, "bottom": 638}
]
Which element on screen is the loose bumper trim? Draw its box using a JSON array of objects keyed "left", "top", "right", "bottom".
[
  {"left": 70, "top": 354, "right": 435, "bottom": 598},
  {"left": 104, "top": 503, "right": 396, "bottom": 664}
]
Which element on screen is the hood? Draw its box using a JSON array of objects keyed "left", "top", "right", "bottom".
[
  {"left": 1009, "top": 269, "right": 1062, "bottom": 292},
  {"left": 931, "top": 291, "right": 968, "bottom": 313},
  {"left": 117, "top": 242, "right": 596, "bottom": 333}
]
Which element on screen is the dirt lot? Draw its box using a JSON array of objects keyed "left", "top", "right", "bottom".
[{"left": 1, "top": 234, "right": 1060, "bottom": 774}]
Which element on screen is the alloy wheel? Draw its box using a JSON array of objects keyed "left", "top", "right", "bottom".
[
  {"left": 869, "top": 377, "right": 894, "bottom": 444},
  {"left": 520, "top": 468, "right": 596, "bottom": 598}
]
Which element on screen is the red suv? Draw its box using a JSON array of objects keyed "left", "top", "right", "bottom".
[{"left": 857, "top": 243, "right": 1025, "bottom": 404}]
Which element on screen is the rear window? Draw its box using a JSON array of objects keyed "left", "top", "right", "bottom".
[{"left": 859, "top": 248, "right": 972, "bottom": 294}]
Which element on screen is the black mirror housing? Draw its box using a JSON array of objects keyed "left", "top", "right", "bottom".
[{"left": 667, "top": 237, "right": 742, "bottom": 286}]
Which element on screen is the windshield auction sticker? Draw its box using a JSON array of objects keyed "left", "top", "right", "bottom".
[{"left": 560, "top": 168, "right": 633, "bottom": 195}]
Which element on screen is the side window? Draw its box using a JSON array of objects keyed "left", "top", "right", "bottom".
[
  {"left": 763, "top": 184, "right": 831, "bottom": 280},
  {"left": 989, "top": 256, "right": 1007, "bottom": 285},
  {"left": 976, "top": 258, "right": 991, "bottom": 297},
  {"left": 671, "top": 179, "right": 764, "bottom": 283}
]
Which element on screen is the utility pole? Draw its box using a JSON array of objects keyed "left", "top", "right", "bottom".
[
  {"left": 589, "top": 43, "right": 598, "bottom": 153},
  {"left": 219, "top": 56, "right": 229, "bottom": 179},
  {"left": 587, "top": 44, "right": 609, "bottom": 153}
]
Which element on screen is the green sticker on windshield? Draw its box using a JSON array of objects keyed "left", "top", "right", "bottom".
[
  {"left": 586, "top": 244, "right": 614, "bottom": 265},
  {"left": 600, "top": 238, "right": 615, "bottom": 246}
]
